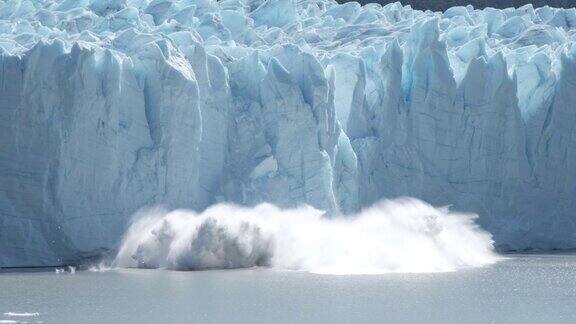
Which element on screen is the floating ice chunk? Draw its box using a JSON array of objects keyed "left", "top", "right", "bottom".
[{"left": 3, "top": 313, "right": 40, "bottom": 317}]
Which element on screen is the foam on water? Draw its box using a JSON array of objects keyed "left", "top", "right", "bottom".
[{"left": 114, "top": 198, "right": 498, "bottom": 275}]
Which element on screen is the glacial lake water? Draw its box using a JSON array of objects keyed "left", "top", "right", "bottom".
[{"left": 1, "top": 254, "right": 575, "bottom": 324}]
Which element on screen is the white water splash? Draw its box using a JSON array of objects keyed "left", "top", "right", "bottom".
[
  {"left": 114, "top": 198, "right": 498, "bottom": 275},
  {"left": 88, "top": 264, "right": 113, "bottom": 273},
  {"left": 54, "top": 266, "right": 75, "bottom": 274}
]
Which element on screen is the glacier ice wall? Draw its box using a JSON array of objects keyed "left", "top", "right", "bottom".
[{"left": 0, "top": 0, "right": 575, "bottom": 266}]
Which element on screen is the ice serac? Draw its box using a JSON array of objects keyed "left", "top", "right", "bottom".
[{"left": 0, "top": 0, "right": 576, "bottom": 266}]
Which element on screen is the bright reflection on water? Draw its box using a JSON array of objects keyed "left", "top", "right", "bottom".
[{"left": 1, "top": 254, "right": 576, "bottom": 323}]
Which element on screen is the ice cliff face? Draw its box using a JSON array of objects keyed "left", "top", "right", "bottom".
[{"left": 0, "top": 0, "right": 575, "bottom": 266}]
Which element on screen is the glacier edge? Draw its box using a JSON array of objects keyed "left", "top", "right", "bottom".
[{"left": 0, "top": 0, "right": 575, "bottom": 266}]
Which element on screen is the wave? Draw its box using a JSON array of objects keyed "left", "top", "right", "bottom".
[{"left": 113, "top": 198, "right": 498, "bottom": 274}]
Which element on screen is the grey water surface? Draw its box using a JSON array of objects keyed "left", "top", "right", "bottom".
[{"left": 1, "top": 254, "right": 575, "bottom": 323}]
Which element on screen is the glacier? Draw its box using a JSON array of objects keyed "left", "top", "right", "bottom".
[{"left": 0, "top": 0, "right": 575, "bottom": 267}]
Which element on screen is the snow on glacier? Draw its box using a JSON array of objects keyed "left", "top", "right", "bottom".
[{"left": 0, "top": 0, "right": 575, "bottom": 267}]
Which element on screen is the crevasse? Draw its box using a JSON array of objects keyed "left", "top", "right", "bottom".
[{"left": 0, "top": 0, "right": 575, "bottom": 266}]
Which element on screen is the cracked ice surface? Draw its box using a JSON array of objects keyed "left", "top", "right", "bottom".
[{"left": 1, "top": 0, "right": 575, "bottom": 266}]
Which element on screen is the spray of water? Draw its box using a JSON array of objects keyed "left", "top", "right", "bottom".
[{"left": 114, "top": 198, "right": 498, "bottom": 274}]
